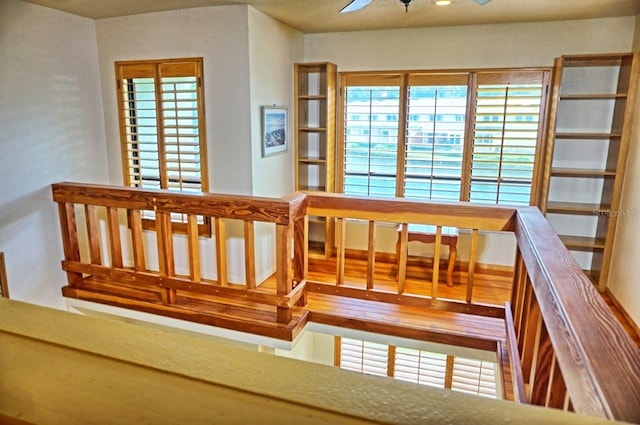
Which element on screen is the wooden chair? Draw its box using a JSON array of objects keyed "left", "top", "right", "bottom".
[{"left": 396, "top": 224, "right": 459, "bottom": 287}]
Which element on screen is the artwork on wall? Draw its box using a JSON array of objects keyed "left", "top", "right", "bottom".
[{"left": 262, "top": 106, "right": 288, "bottom": 157}]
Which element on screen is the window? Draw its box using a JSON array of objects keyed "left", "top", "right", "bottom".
[
  {"left": 339, "top": 69, "right": 549, "bottom": 206},
  {"left": 115, "top": 58, "right": 208, "bottom": 194},
  {"left": 335, "top": 337, "right": 498, "bottom": 398}
]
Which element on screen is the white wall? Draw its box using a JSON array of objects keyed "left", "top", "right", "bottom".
[
  {"left": 96, "top": 5, "right": 253, "bottom": 195},
  {"left": 248, "top": 7, "right": 304, "bottom": 197},
  {"left": 247, "top": 8, "right": 304, "bottom": 280},
  {"left": 607, "top": 13, "right": 640, "bottom": 326},
  {"left": 304, "top": 17, "right": 636, "bottom": 70},
  {"left": 0, "top": 0, "right": 108, "bottom": 308}
]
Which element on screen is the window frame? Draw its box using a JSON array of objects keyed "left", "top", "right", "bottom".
[
  {"left": 337, "top": 68, "right": 551, "bottom": 206},
  {"left": 115, "top": 57, "right": 210, "bottom": 235}
]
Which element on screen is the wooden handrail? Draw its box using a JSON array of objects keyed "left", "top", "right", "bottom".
[{"left": 514, "top": 206, "right": 640, "bottom": 422}]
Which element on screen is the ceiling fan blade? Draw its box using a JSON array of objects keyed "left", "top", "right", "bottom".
[
  {"left": 472, "top": 0, "right": 493, "bottom": 4},
  {"left": 340, "top": 0, "right": 373, "bottom": 13}
]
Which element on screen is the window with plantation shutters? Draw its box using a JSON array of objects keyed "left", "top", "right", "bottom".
[
  {"left": 338, "top": 337, "right": 389, "bottom": 377},
  {"left": 335, "top": 337, "right": 498, "bottom": 398},
  {"left": 404, "top": 74, "right": 468, "bottom": 201},
  {"left": 339, "top": 69, "right": 549, "bottom": 206},
  {"left": 469, "top": 72, "right": 547, "bottom": 205},
  {"left": 451, "top": 357, "right": 497, "bottom": 399},
  {"left": 342, "top": 74, "right": 402, "bottom": 197},
  {"left": 115, "top": 58, "right": 208, "bottom": 195},
  {"left": 393, "top": 346, "right": 447, "bottom": 389}
]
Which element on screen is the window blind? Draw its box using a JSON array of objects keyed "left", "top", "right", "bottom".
[
  {"left": 404, "top": 80, "right": 467, "bottom": 201},
  {"left": 451, "top": 357, "right": 497, "bottom": 399},
  {"left": 469, "top": 72, "right": 546, "bottom": 205},
  {"left": 342, "top": 75, "right": 402, "bottom": 197},
  {"left": 393, "top": 346, "right": 447, "bottom": 388},
  {"left": 116, "top": 59, "right": 207, "bottom": 195},
  {"left": 339, "top": 337, "right": 389, "bottom": 377}
]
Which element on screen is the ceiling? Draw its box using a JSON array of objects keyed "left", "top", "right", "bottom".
[{"left": 22, "top": 0, "right": 640, "bottom": 34}]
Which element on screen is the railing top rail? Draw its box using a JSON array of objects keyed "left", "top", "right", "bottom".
[
  {"left": 52, "top": 182, "right": 307, "bottom": 225},
  {"left": 305, "top": 192, "right": 517, "bottom": 231},
  {"left": 515, "top": 206, "right": 640, "bottom": 422}
]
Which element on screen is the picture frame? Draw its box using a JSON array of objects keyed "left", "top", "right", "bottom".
[{"left": 262, "top": 106, "right": 288, "bottom": 157}]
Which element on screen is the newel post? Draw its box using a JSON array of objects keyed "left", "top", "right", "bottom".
[
  {"left": 275, "top": 222, "right": 293, "bottom": 324},
  {"left": 56, "top": 202, "right": 83, "bottom": 286}
]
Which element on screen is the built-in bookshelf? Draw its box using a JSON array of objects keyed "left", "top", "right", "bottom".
[
  {"left": 294, "top": 62, "right": 337, "bottom": 257},
  {"left": 540, "top": 52, "right": 639, "bottom": 291}
]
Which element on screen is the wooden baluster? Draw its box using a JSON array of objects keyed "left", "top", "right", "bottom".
[
  {"left": 366, "top": 220, "right": 376, "bottom": 290},
  {"left": 466, "top": 228, "right": 478, "bottom": 303},
  {"left": 106, "top": 207, "right": 123, "bottom": 268},
  {"left": 215, "top": 218, "right": 228, "bottom": 286},
  {"left": 511, "top": 248, "right": 527, "bottom": 340},
  {"left": 57, "top": 202, "right": 82, "bottom": 286},
  {"left": 156, "top": 211, "right": 176, "bottom": 304},
  {"left": 545, "top": 353, "right": 568, "bottom": 409},
  {"left": 336, "top": 218, "right": 346, "bottom": 286},
  {"left": 431, "top": 226, "right": 442, "bottom": 299},
  {"left": 276, "top": 222, "right": 293, "bottom": 324},
  {"left": 520, "top": 292, "right": 541, "bottom": 394},
  {"left": 244, "top": 220, "right": 256, "bottom": 289},
  {"left": 187, "top": 214, "right": 201, "bottom": 282},
  {"left": 84, "top": 205, "right": 101, "bottom": 265},
  {"left": 397, "top": 223, "right": 408, "bottom": 294},
  {"left": 529, "top": 321, "right": 554, "bottom": 406},
  {"left": 129, "top": 210, "right": 146, "bottom": 272}
]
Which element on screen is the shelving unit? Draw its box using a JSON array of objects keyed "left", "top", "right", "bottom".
[
  {"left": 540, "top": 52, "right": 639, "bottom": 291},
  {"left": 294, "top": 62, "right": 337, "bottom": 257}
]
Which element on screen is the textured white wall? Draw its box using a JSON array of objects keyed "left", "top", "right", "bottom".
[{"left": 0, "top": 0, "right": 108, "bottom": 308}]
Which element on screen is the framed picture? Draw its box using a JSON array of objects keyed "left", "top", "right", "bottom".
[{"left": 262, "top": 106, "right": 288, "bottom": 157}]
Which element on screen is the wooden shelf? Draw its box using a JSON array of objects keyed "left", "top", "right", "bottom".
[
  {"left": 554, "top": 132, "right": 622, "bottom": 139},
  {"left": 298, "top": 95, "right": 328, "bottom": 100},
  {"left": 562, "top": 53, "right": 630, "bottom": 67},
  {"left": 559, "top": 235, "right": 606, "bottom": 250},
  {"left": 559, "top": 93, "right": 627, "bottom": 100},
  {"left": 297, "top": 158, "right": 327, "bottom": 164},
  {"left": 298, "top": 185, "right": 326, "bottom": 192},
  {"left": 546, "top": 201, "right": 611, "bottom": 215},
  {"left": 298, "top": 127, "right": 327, "bottom": 132},
  {"left": 550, "top": 168, "right": 617, "bottom": 178}
]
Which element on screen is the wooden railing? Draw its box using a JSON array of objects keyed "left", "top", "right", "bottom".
[
  {"left": 52, "top": 182, "right": 307, "bottom": 334},
  {"left": 510, "top": 207, "right": 640, "bottom": 422},
  {"left": 304, "top": 192, "right": 515, "bottom": 309},
  {"left": 52, "top": 183, "right": 640, "bottom": 422}
]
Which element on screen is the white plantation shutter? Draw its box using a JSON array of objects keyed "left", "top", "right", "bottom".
[
  {"left": 337, "top": 338, "right": 499, "bottom": 399},
  {"left": 339, "top": 337, "right": 389, "bottom": 377},
  {"left": 116, "top": 59, "right": 208, "bottom": 195},
  {"left": 342, "top": 75, "right": 402, "bottom": 197},
  {"left": 404, "top": 74, "right": 468, "bottom": 201},
  {"left": 451, "top": 357, "right": 497, "bottom": 399},
  {"left": 393, "top": 346, "right": 447, "bottom": 388},
  {"left": 469, "top": 72, "right": 547, "bottom": 205}
]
